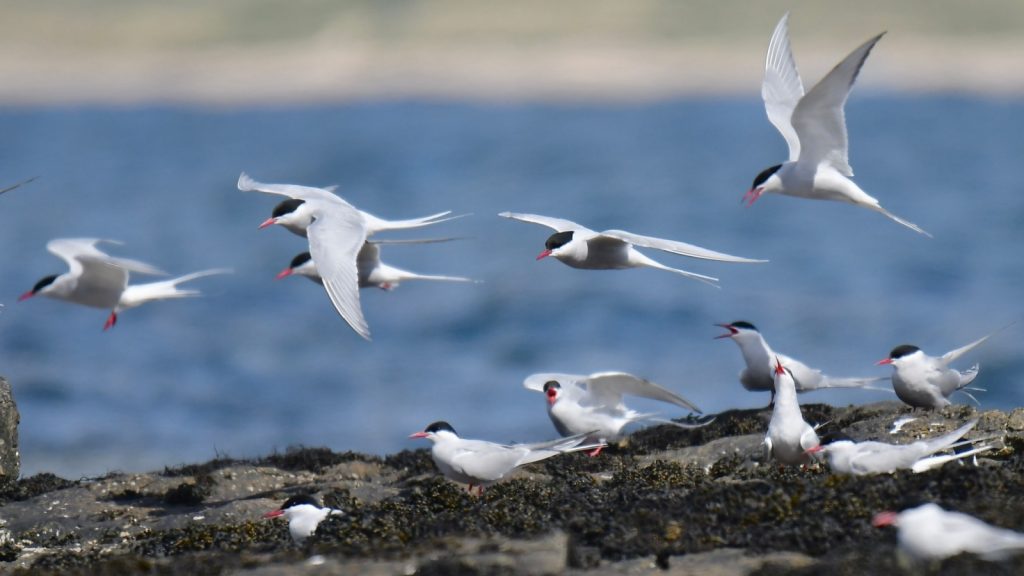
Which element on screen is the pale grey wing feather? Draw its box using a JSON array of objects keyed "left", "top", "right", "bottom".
[
  {"left": 307, "top": 204, "right": 370, "bottom": 340},
  {"left": 237, "top": 172, "right": 345, "bottom": 204},
  {"left": 847, "top": 443, "right": 917, "bottom": 475},
  {"left": 940, "top": 324, "right": 1016, "bottom": 364},
  {"left": 356, "top": 242, "right": 381, "bottom": 270},
  {"left": 522, "top": 373, "right": 584, "bottom": 393},
  {"left": 369, "top": 237, "right": 468, "bottom": 246},
  {"left": 498, "top": 212, "right": 595, "bottom": 234},
  {"left": 918, "top": 419, "right": 978, "bottom": 454},
  {"left": 448, "top": 441, "right": 523, "bottom": 480},
  {"left": 790, "top": 32, "right": 885, "bottom": 175},
  {"left": 586, "top": 371, "right": 702, "bottom": 413},
  {"left": 47, "top": 238, "right": 165, "bottom": 277},
  {"left": 763, "top": 12, "right": 805, "bottom": 161},
  {"left": 601, "top": 230, "right": 767, "bottom": 263}
]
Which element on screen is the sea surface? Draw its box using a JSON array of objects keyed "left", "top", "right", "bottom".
[{"left": 0, "top": 96, "right": 1022, "bottom": 478}]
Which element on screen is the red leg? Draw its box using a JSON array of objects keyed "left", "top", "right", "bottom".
[
  {"left": 103, "top": 311, "right": 117, "bottom": 331},
  {"left": 588, "top": 446, "right": 604, "bottom": 458}
]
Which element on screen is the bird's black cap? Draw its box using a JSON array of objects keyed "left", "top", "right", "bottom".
[
  {"left": 424, "top": 421, "right": 456, "bottom": 435},
  {"left": 751, "top": 164, "right": 783, "bottom": 189},
  {"left": 272, "top": 198, "right": 306, "bottom": 218},
  {"left": 729, "top": 321, "right": 758, "bottom": 332},
  {"left": 30, "top": 275, "right": 58, "bottom": 294},
  {"left": 281, "top": 494, "right": 320, "bottom": 510},
  {"left": 289, "top": 252, "right": 312, "bottom": 268},
  {"left": 542, "top": 380, "right": 561, "bottom": 393},
  {"left": 889, "top": 344, "right": 920, "bottom": 360},
  {"left": 544, "top": 231, "right": 574, "bottom": 251}
]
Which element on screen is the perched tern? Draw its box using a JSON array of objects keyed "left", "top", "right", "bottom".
[
  {"left": 873, "top": 503, "right": 1024, "bottom": 562},
  {"left": 276, "top": 240, "right": 476, "bottom": 291},
  {"left": 240, "top": 173, "right": 463, "bottom": 339},
  {"left": 807, "top": 419, "right": 995, "bottom": 475},
  {"left": 716, "top": 321, "right": 888, "bottom": 401},
  {"left": 748, "top": 13, "right": 929, "bottom": 237},
  {"left": 18, "top": 238, "right": 228, "bottom": 330},
  {"left": 410, "top": 421, "right": 604, "bottom": 494},
  {"left": 263, "top": 495, "right": 342, "bottom": 544},
  {"left": 499, "top": 212, "right": 766, "bottom": 286},
  {"left": 523, "top": 372, "right": 710, "bottom": 452},
  {"left": 877, "top": 329, "right": 1002, "bottom": 409},
  {"left": 764, "top": 358, "right": 820, "bottom": 465}
]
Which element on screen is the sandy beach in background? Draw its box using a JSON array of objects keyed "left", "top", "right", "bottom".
[{"left": 1, "top": 0, "right": 1023, "bottom": 104}]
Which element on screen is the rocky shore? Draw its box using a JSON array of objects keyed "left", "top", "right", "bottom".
[{"left": 1, "top": 401, "right": 1023, "bottom": 575}]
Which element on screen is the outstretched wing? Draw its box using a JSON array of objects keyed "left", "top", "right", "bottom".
[
  {"left": 498, "top": 212, "right": 595, "bottom": 234},
  {"left": 762, "top": 13, "right": 805, "bottom": 161},
  {"left": 586, "top": 371, "right": 702, "bottom": 413},
  {"left": 601, "top": 230, "right": 767, "bottom": 263},
  {"left": 238, "top": 172, "right": 347, "bottom": 204}
]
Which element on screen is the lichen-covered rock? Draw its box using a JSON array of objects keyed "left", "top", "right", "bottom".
[{"left": 0, "top": 377, "right": 19, "bottom": 480}]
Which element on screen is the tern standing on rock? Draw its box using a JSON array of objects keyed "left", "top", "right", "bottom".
[
  {"left": 523, "top": 371, "right": 710, "bottom": 453},
  {"left": 764, "top": 358, "right": 820, "bottom": 465},
  {"left": 747, "top": 13, "right": 929, "bottom": 236},
  {"left": 873, "top": 503, "right": 1024, "bottom": 562},
  {"left": 410, "top": 421, "right": 604, "bottom": 494},
  {"left": 264, "top": 495, "right": 342, "bottom": 544}
]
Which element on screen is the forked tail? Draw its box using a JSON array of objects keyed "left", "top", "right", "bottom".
[
  {"left": 875, "top": 206, "right": 932, "bottom": 238},
  {"left": 117, "top": 268, "right": 232, "bottom": 310}
]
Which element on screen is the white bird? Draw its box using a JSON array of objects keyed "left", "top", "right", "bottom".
[
  {"left": 499, "top": 212, "right": 766, "bottom": 287},
  {"left": 523, "top": 372, "right": 709, "bottom": 452},
  {"left": 716, "top": 321, "right": 889, "bottom": 401},
  {"left": 263, "top": 495, "right": 342, "bottom": 544},
  {"left": 873, "top": 503, "right": 1024, "bottom": 562},
  {"left": 877, "top": 329, "right": 1002, "bottom": 409},
  {"left": 806, "top": 419, "right": 995, "bottom": 475},
  {"left": 18, "top": 238, "right": 228, "bottom": 330},
  {"left": 764, "top": 358, "right": 820, "bottom": 465},
  {"left": 276, "top": 239, "right": 477, "bottom": 291},
  {"left": 747, "top": 13, "right": 929, "bottom": 237},
  {"left": 239, "top": 173, "right": 462, "bottom": 339},
  {"left": 409, "top": 421, "right": 604, "bottom": 494}
]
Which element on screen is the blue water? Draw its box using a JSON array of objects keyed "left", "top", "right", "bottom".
[{"left": 1, "top": 96, "right": 1022, "bottom": 478}]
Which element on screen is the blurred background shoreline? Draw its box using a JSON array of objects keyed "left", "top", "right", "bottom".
[{"left": 2, "top": 0, "right": 1024, "bottom": 105}]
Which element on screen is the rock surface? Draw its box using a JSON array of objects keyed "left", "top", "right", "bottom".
[
  {"left": 0, "top": 402, "right": 1023, "bottom": 575},
  {"left": 0, "top": 378, "right": 18, "bottom": 480}
]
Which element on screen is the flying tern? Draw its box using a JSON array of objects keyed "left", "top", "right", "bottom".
[
  {"left": 263, "top": 495, "right": 342, "bottom": 544},
  {"left": 523, "top": 371, "right": 710, "bottom": 453},
  {"left": 807, "top": 419, "right": 995, "bottom": 475},
  {"left": 764, "top": 358, "right": 820, "bottom": 465},
  {"left": 877, "top": 328, "right": 1004, "bottom": 409},
  {"left": 499, "top": 212, "right": 766, "bottom": 286},
  {"left": 410, "top": 421, "right": 604, "bottom": 494},
  {"left": 239, "top": 173, "right": 463, "bottom": 339},
  {"left": 716, "top": 321, "right": 888, "bottom": 402},
  {"left": 18, "top": 238, "right": 228, "bottom": 330},
  {"left": 873, "top": 503, "right": 1024, "bottom": 562},
  {"left": 276, "top": 239, "right": 476, "bottom": 291},
  {"left": 747, "top": 13, "right": 929, "bottom": 237}
]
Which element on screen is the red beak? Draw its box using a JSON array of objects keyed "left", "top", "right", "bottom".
[
  {"left": 713, "top": 323, "right": 736, "bottom": 339},
  {"left": 258, "top": 217, "right": 277, "bottom": 229},
  {"left": 871, "top": 511, "right": 898, "bottom": 528},
  {"left": 536, "top": 249, "right": 552, "bottom": 261},
  {"left": 263, "top": 509, "right": 284, "bottom": 519},
  {"left": 876, "top": 358, "right": 893, "bottom": 366},
  {"left": 804, "top": 445, "right": 824, "bottom": 455},
  {"left": 546, "top": 389, "right": 557, "bottom": 405},
  {"left": 275, "top": 268, "right": 293, "bottom": 280},
  {"left": 103, "top": 312, "right": 117, "bottom": 331},
  {"left": 17, "top": 291, "right": 34, "bottom": 302},
  {"left": 743, "top": 187, "right": 763, "bottom": 207},
  {"left": 409, "top": 431, "right": 429, "bottom": 439}
]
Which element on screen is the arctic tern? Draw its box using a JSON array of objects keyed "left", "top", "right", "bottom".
[
  {"left": 806, "top": 419, "right": 995, "bottom": 475},
  {"left": 276, "top": 239, "right": 476, "bottom": 290},
  {"left": 239, "top": 173, "right": 462, "bottom": 340},
  {"left": 716, "top": 321, "right": 889, "bottom": 401},
  {"left": 523, "top": 372, "right": 710, "bottom": 453},
  {"left": 877, "top": 329, "right": 1003, "bottom": 409},
  {"left": 764, "top": 358, "right": 820, "bottom": 465},
  {"left": 747, "top": 13, "right": 929, "bottom": 237},
  {"left": 873, "top": 503, "right": 1024, "bottom": 562},
  {"left": 499, "top": 212, "right": 766, "bottom": 286},
  {"left": 263, "top": 495, "right": 342, "bottom": 544},
  {"left": 18, "top": 238, "right": 229, "bottom": 330},
  {"left": 410, "top": 421, "right": 604, "bottom": 494}
]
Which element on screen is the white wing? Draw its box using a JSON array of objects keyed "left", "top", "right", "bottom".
[
  {"left": 940, "top": 325, "right": 1013, "bottom": 365},
  {"left": 238, "top": 172, "right": 347, "bottom": 204},
  {"left": 498, "top": 212, "right": 596, "bottom": 234},
  {"left": 601, "top": 230, "right": 767, "bottom": 263},
  {"left": 762, "top": 13, "right": 805, "bottom": 161},
  {"left": 790, "top": 32, "right": 885, "bottom": 175},
  {"left": 306, "top": 205, "right": 371, "bottom": 340},
  {"left": 46, "top": 238, "right": 166, "bottom": 277},
  {"left": 586, "top": 372, "right": 702, "bottom": 413}
]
